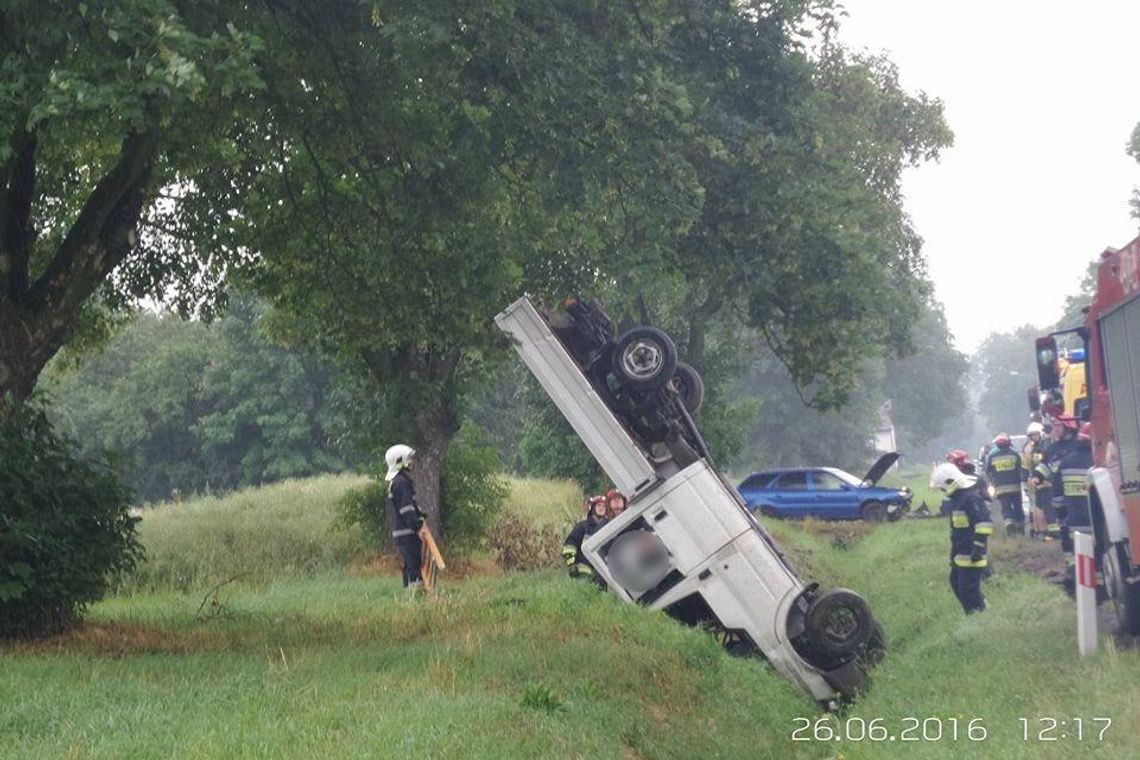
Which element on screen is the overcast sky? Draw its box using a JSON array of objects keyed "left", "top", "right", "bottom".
[{"left": 836, "top": 0, "right": 1140, "bottom": 352}]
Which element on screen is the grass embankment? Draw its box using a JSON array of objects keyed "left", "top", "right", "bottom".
[
  {"left": 3, "top": 476, "right": 1139, "bottom": 759},
  {"left": 121, "top": 474, "right": 370, "bottom": 593}
]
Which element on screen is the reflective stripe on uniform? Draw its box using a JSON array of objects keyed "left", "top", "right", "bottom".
[
  {"left": 974, "top": 521, "right": 994, "bottom": 535},
  {"left": 994, "top": 483, "right": 1021, "bottom": 495},
  {"left": 392, "top": 528, "right": 414, "bottom": 537},
  {"left": 399, "top": 505, "right": 417, "bottom": 514},
  {"left": 953, "top": 554, "right": 988, "bottom": 568},
  {"left": 951, "top": 510, "right": 969, "bottom": 528},
  {"left": 990, "top": 456, "right": 1016, "bottom": 472},
  {"left": 1061, "top": 470, "right": 1088, "bottom": 497}
]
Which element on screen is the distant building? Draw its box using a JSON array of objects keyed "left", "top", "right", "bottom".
[{"left": 874, "top": 400, "right": 897, "bottom": 454}]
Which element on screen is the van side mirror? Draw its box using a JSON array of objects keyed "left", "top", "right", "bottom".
[{"left": 1035, "top": 336, "right": 1060, "bottom": 390}]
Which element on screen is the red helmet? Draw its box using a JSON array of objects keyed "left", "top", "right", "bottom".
[
  {"left": 994, "top": 433, "right": 1012, "bottom": 447},
  {"left": 586, "top": 495, "right": 606, "bottom": 514},
  {"left": 1078, "top": 422, "right": 1092, "bottom": 442},
  {"left": 946, "top": 449, "right": 971, "bottom": 467}
]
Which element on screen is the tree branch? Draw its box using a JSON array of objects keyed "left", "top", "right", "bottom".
[{"left": 27, "top": 120, "right": 159, "bottom": 316}]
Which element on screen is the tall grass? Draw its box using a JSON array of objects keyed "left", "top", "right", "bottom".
[
  {"left": 120, "top": 474, "right": 369, "bottom": 593},
  {"left": 4, "top": 479, "right": 1140, "bottom": 758},
  {"left": 501, "top": 476, "right": 584, "bottom": 530}
]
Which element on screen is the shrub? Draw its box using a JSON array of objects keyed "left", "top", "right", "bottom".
[
  {"left": 0, "top": 399, "right": 141, "bottom": 637},
  {"left": 335, "top": 479, "right": 390, "bottom": 549},
  {"left": 485, "top": 512, "right": 563, "bottom": 571},
  {"left": 440, "top": 423, "right": 510, "bottom": 549}
]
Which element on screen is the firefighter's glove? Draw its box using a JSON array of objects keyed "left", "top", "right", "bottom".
[{"left": 561, "top": 546, "right": 576, "bottom": 567}]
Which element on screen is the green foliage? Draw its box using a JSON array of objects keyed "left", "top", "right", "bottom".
[
  {"left": 0, "top": 399, "right": 140, "bottom": 636},
  {"left": 334, "top": 480, "right": 389, "bottom": 551},
  {"left": 440, "top": 424, "right": 509, "bottom": 550},
  {"left": 519, "top": 684, "right": 566, "bottom": 714},
  {"left": 0, "top": 0, "right": 262, "bottom": 399},
  {"left": 41, "top": 300, "right": 350, "bottom": 502}
]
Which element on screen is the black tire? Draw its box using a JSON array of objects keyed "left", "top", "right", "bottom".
[
  {"left": 860, "top": 500, "right": 887, "bottom": 523},
  {"left": 670, "top": 362, "right": 705, "bottom": 413},
  {"left": 803, "top": 589, "right": 874, "bottom": 662},
  {"left": 611, "top": 326, "right": 678, "bottom": 391},
  {"left": 1102, "top": 541, "right": 1140, "bottom": 635}
]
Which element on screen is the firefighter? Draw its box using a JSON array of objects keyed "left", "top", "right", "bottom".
[
  {"left": 986, "top": 433, "right": 1025, "bottom": 536},
  {"left": 562, "top": 495, "right": 608, "bottom": 582},
  {"left": 605, "top": 488, "right": 628, "bottom": 520},
  {"left": 1022, "top": 422, "right": 1046, "bottom": 537},
  {"left": 931, "top": 461, "right": 993, "bottom": 614},
  {"left": 1033, "top": 415, "right": 1079, "bottom": 543},
  {"left": 943, "top": 450, "right": 989, "bottom": 514},
  {"left": 385, "top": 444, "right": 426, "bottom": 590},
  {"left": 1053, "top": 421, "right": 1094, "bottom": 554}
]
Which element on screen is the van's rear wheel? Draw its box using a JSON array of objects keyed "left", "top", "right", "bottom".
[{"left": 1103, "top": 541, "right": 1140, "bottom": 635}]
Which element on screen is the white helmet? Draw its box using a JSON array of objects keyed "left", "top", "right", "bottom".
[
  {"left": 1027, "top": 421, "right": 1044, "bottom": 436},
  {"left": 930, "top": 461, "right": 977, "bottom": 493},
  {"left": 384, "top": 444, "right": 415, "bottom": 481}
]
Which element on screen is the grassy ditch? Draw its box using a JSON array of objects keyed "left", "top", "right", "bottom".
[{"left": 4, "top": 476, "right": 1139, "bottom": 758}]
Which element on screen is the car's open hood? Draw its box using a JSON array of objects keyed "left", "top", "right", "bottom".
[{"left": 861, "top": 452, "right": 900, "bottom": 486}]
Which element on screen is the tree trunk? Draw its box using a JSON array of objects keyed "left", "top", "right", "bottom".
[
  {"left": 0, "top": 303, "right": 53, "bottom": 402},
  {"left": 411, "top": 400, "right": 460, "bottom": 539}
]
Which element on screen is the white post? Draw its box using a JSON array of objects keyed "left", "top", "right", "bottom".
[{"left": 1074, "top": 530, "right": 1098, "bottom": 656}]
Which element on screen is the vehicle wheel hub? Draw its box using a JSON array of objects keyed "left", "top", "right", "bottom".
[{"left": 622, "top": 341, "right": 663, "bottom": 378}]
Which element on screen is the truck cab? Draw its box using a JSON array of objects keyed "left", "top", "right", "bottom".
[{"left": 496, "top": 296, "right": 884, "bottom": 706}]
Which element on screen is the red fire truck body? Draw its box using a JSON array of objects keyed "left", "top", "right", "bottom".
[{"left": 1083, "top": 238, "right": 1140, "bottom": 632}]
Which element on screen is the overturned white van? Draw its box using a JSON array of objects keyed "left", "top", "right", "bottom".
[{"left": 495, "top": 296, "right": 884, "bottom": 706}]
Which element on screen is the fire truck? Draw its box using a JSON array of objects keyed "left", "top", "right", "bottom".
[{"left": 1034, "top": 236, "right": 1140, "bottom": 634}]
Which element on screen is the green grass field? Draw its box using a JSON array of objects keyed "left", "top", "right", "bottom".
[{"left": 3, "top": 476, "right": 1138, "bottom": 759}]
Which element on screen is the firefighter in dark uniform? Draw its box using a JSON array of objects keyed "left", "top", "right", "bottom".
[
  {"left": 943, "top": 450, "right": 985, "bottom": 516},
  {"left": 985, "top": 433, "right": 1025, "bottom": 536},
  {"left": 1033, "top": 415, "right": 1080, "bottom": 545},
  {"left": 931, "top": 462, "right": 993, "bottom": 613},
  {"left": 562, "top": 495, "right": 608, "bottom": 582},
  {"left": 385, "top": 443, "right": 426, "bottom": 590},
  {"left": 1053, "top": 421, "right": 1094, "bottom": 554}
]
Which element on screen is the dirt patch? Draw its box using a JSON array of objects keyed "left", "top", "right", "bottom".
[
  {"left": 799, "top": 518, "right": 874, "bottom": 550},
  {"left": 989, "top": 536, "right": 1070, "bottom": 587},
  {"left": 1, "top": 621, "right": 222, "bottom": 657}
]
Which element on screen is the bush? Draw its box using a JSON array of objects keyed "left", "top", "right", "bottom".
[
  {"left": 440, "top": 424, "right": 510, "bottom": 549},
  {"left": 485, "top": 512, "right": 563, "bottom": 571},
  {"left": 335, "top": 479, "right": 390, "bottom": 549},
  {"left": 0, "top": 399, "right": 141, "bottom": 637}
]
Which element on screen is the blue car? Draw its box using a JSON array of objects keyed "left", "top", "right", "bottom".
[{"left": 737, "top": 453, "right": 911, "bottom": 522}]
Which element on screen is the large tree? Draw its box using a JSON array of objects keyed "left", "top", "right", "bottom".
[
  {"left": 213, "top": 1, "right": 955, "bottom": 533},
  {"left": 0, "top": 0, "right": 259, "bottom": 402}
]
